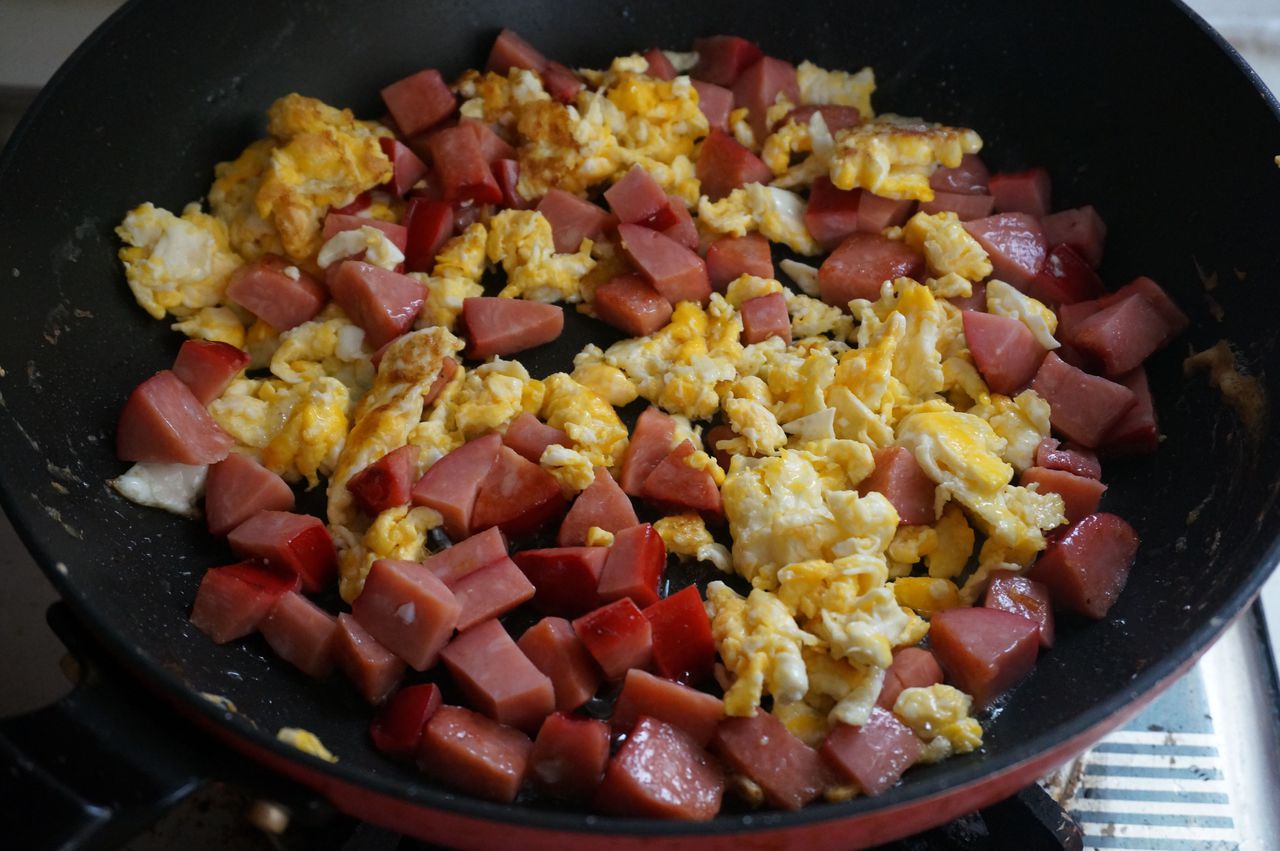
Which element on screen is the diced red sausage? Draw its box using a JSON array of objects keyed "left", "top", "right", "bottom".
[
  {"left": 805, "top": 178, "right": 861, "bottom": 250},
  {"left": 691, "top": 35, "right": 763, "bottom": 87},
  {"left": 418, "top": 705, "right": 533, "bottom": 804},
  {"left": 1071, "top": 294, "right": 1172, "bottom": 377},
  {"left": 662, "top": 198, "right": 700, "bottom": 251},
  {"left": 378, "top": 138, "right": 430, "bottom": 197},
  {"left": 605, "top": 165, "right": 679, "bottom": 230},
  {"left": 776, "top": 104, "right": 863, "bottom": 133},
  {"left": 190, "top": 561, "right": 296, "bottom": 644},
  {"left": 558, "top": 467, "right": 639, "bottom": 547},
  {"left": 929, "top": 607, "right": 1039, "bottom": 708},
  {"left": 423, "top": 357, "right": 458, "bottom": 407},
  {"left": 346, "top": 445, "right": 418, "bottom": 517},
  {"left": 642, "top": 48, "right": 677, "bottom": 80},
  {"left": 512, "top": 546, "right": 608, "bottom": 617},
  {"left": 858, "top": 446, "right": 937, "bottom": 526},
  {"left": 593, "top": 274, "right": 675, "bottom": 337},
  {"left": 876, "top": 647, "right": 945, "bottom": 710},
  {"left": 595, "top": 716, "right": 724, "bottom": 820},
  {"left": 529, "top": 712, "right": 611, "bottom": 802},
  {"left": 536, "top": 189, "right": 614, "bottom": 254},
  {"left": 370, "top": 682, "right": 442, "bottom": 758},
  {"left": 618, "top": 223, "right": 712, "bottom": 305},
  {"left": 1028, "top": 243, "right": 1105, "bottom": 306},
  {"left": 332, "top": 191, "right": 372, "bottom": 216},
  {"left": 963, "top": 213, "right": 1047, "bottom": 289},
  {"left": 1055, "top": 298, "right": 1104, "bottom": 357},
  {"left": 1031, "top": 353, "right": 1138, "bottom": 447},
  {"left": 445, "top": 556, "right": 535, "bottom": 631},
  {"left": 706, "top": 233, "right": 774, "bottom": 292},
  {"left": 321, "top": 214, "right": 409, "bottom": 254},
  {"left": 470, "top": 446, "right": 567, "bottom": 539},
  {"left": 949, "top": 280, "right": 987, "bottom": 313},
  {"left": 427, "top": 126, "right": 502, "bottom": 206},
  {"left": 487, "top": 28, "right": 547, "bottom": 74},
  {"left": 503, "top": 412, "right": 569, "bottom": 464},
  {"left": 620, "top": 407, "right": 677, "bottom": 495},
  {"left": 412, "top": 433, "right": 503, "bottom": 541},
  {"left": 983, "top": 572, "right": 1055, "bottom": 649},
  {"left": 172, "top": 340, "right": 249, "bottom": 406},
  {"left": 732, "top": 56, "right": 799, "bottom": 140},
  {"left": 440, "top": 619, "right": 555, "bottom": 733},
  {"left": 351, "top": 558, "right": 461, "bottom": 671},
  {"left": 259, "top": 591, "right": 338, "bottom": 679},
  {"left": 492, "top": 159, "right": 526, "bottom": 209},
  {"left": 573, "top": 598, "right": 653, "bottom": 680},
  {"left": 691, "top": 80, "right": 733, "bottom": 131},
  {"left": 461, "top": 297, "right": 564, "bottom": 359},
  {"left": 460, "top": 117, "right": 518, "bottom": 165},
  {"left": 333, "top": 613, "right": 406, "bottom": 704},
  {"left": 403, "top": 198, "right": 454, "bottom": 274},
  {"left": 381, "top": 69, "right": 456, "bottom": 137},
  {"left": 695, "top": 129, "right": 773, "bottom": 202},
  {"left": 422, "top": 525, "right": 509, "bottom": 585},
  {"left": 711, "top": 711, "right": 826, "bottom": 811},
  {"left": 643, "top": 586, "right": 717, "bottom": 685},
  {"left": 328, "top": 261, "right": 426, "bottom": 349},
  {"left": 1020, "top": 466, "right": 1106, "bottom": 524},
  {"left": 1099, "top": 367, "right": 1159, "bottom": 455},
  {"left": 818, "top": 232, "right": 925, "bottom": 307},
  {"left": 116, "top": 371, "right": 234, "bottom": 465},
  {"left": 856, "top": 192, "right": 916, "bottom": 234},
  {"left": 989, "top": 168, "right": 1051, "bottom": 218},
  {"left": 740, "top": 292, "right": 792, "bottom": 345},
  {"left": 226, "top": 255, "right": 329, "bottom": 331},
  {"left": 641, "top": 440, "right": 723, "bottom": 516},
  {"left": 962, "top": 310, "right": 1048, "bottom": 396},
  {"left": 919, "top": 191, "right": 995, "bottom": 221},
  {"left": 613, "top": 669, "right": 724, "bottom": 746},
  {"left": 929, "top": 154, "right": 990, "bottom": 195},
  {"left": 517, "top": 617, "right": 603, "bottom": 711},
  {"left": 205, "top": 453, "right": 295, "bottom": 537},
  {"left": 821, "top": 708, "right": 922, "bottom": 796},
  {"left": 1028, "top": 513, "right": 1139, "bottom": 619},
  {"left": 597, "top": 523, "right": 665, "bottom": 607},
  {"left": 227, "top": 510, "right": 337, "bottom": 592},
  {"left": 1034, "top": 438, "right": 1102, "bottom": 480},
  {"left": 1041, "top": 206, "right": 1107, "bottom": 268},
  {"left": 1100, "top": 276, "right": 1189, "bottom": 341}
]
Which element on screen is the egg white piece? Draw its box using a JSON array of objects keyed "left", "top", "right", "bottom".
[{"left": 111, "top": 462, "right": 208, "bottom": 517}]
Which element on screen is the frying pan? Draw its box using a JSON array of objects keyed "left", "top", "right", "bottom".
[{"left": 2, "top": 0, "right": 1279, "bottom": 847}]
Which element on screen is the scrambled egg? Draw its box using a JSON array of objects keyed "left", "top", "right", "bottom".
[
  {"left": 986, "top": 280, "right": 1060, "bottom": 350},
  {"left": 171, "top": 306, "right": 248, "bottom": 348},
  {"left": 902, "top": 211, "right": 992, "bottom": 282},
  {"left": 488, "top": 210, "right": 596, "bottom": 302},
  {"left": 796, "top": 60, "right": 877, "bottom": 118},
  {"left": 540, "top": 372, "right": 630, "bottom": 470},
  {"left": 894, "top": 685, "right": 983, "bottom": 763},
  {"left": 828, "top": 117, "right": 983, "bottom": 201},
  {"left": 116, "top": 202, "right": 242, "bottom": 319},
  {"left": 654, "top": 513, "right": 731, "bottom": 572},
  {"left": 697, "top": 183, "right": 821, "bottom": 255}
]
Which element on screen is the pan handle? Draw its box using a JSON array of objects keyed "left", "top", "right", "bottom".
[{"left": 0, "top": 603, "right": 206, "bottom": 850}]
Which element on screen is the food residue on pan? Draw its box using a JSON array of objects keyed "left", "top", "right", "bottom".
[
  {"left": 1184, "top": 339, "right": 1268, "bottom": 444},
  {"left": 276, "top": 727, "right": 338, "bottom": 762}
]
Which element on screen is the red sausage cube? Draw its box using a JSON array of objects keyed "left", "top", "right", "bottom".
[
  {"left": 919, "top": 191, "right": 994, "bottom": 221},
  {"left": 189, "top": 561, "right": 297, "bottom": 644},
  {"left": 1031, "top": 353, "right": 1138, "bottom": 448},
  {"left": 983, "top": 572, "right": 1055, "bottom": 649},
  {"left": 346, "top": 445, "right": 419, "bottom": 517},
  {"left": 732, "top": 56, "right": 800, "bottom": 140},
  {"left": 528, "top": 712, "right": 611, "bottom": 802},
  {"left": 805, "top": 178, "right": 861, "bottom": 250},
  {"left": 619, "top": 406, "right": 677, "bottom": 496},
  {"left": 204, "top": 453, "right": 295, "bottom": 537},
  {"left": 691, "top": 80, "right": 733, "bottom": 131},
  {"left": 821, "top": 707, "right": 922, "bottom": 796},
  {"left": 172, "top": 340, "right": 249, "bottom": 406},
  {"left": 227, "top": 510, "right": 337, "bottom": 593},
  {"left": 711, "top": 711, "right": 826, "bottom": 811},
  {"left": 422, "top": 525, "right": 509, "bottom": 585},
  {"left": 225, "top": 255, "right": 328, "bottom": 332},
  {"left": 643, "top": 586, "right": 717, "bottom": 686},
  {"left": 503, "top": 412, "right": 569, "bottom": 465},
  {"left": 512, "top": 546, "right": 608, "bottom": 617},
  {"left": 351, "top": 558, "right": 460, "bottom": 671},
  {"left": 876, "top": 646, "right": 945, "bottom": 710},
  {"left": 470, "top": 446, "right": 567, "bottom": 539},
  {"left": 963, "top": 310, "right": 1047, "bottom": 397},
  {"left": 333, "top": 612, "right": 406, "bottom": 705},
  {"left": 1028, "top": 243, "right": 1105, "bottom": 306},
  {"left": 929, "top": 154, "right": 990, "bottom": 195},
  {"left": 259, "top": 591, "right": 338, "bottom": 679},
  {"left": 328, "top": 261, "right": 426, "bottom": 349},
  {"left": 486, "top": 28, "right": 547, "bottom": 74},
  {"left": 818, "top": 232, "right": 925, "bottom": 307},
  {"left": 962, "top": 213, "right": 1048, "bottom": 289},
  {"left": 858, "top": 446, "right": 937, "bottom": 526},
  {"left": 929, "top": 607, "right": 1040, "bottom": 709},
  {"left": 593, "top": 274, "right": 675, "bottom": 338},
  {"left": 740, "top": 292, "right": 792, "bottom": 345},
  {"left": 695, "top": 129, "right": 772, "bottom": 202},
  {"left": 557, "top": 467, "right": 639, "bottom": 548},
  {"left": 381, "top": 69, "right": 456, "bottom": 136},
  {"left": 1019, "top": 466, "right": 1106, "bottom": 524},
  {"left": 691, "top": 36, "right": 763, "bottom": 87},
  {"left": 597, "top": 523, "right": 666, "bottom": 608},
  {"left": 462, "top": 297, "right": 564, "bottom": 359},
  {"left": 517, "top": 616, "right": 603, "bottom": 711},
  {"left": 1028, "top": 513, "right": 1139, "bottom": 619},
  {"left": 1099, "top": 368, "right": 1159, "bottom": 456},
  {"left": 705, "top": 232, "right": 774, "bottom": 292},
  {"left": 988, "top": 168, "right": 1051, "bottom": 218},
  {"left": 612, "top": 668, "right": 724, "bottom": 746},
  {"left": 427, "top": 126, "right": 502, "bottom": 206},
  {"left": 1041, "top": 206, "right": 1108, "bottom": 268},
  {"left": 618, "top": 223, "right": 712, "bottom": 306},
  {"left": 418, "top": 705, "right": 533, "bottom": 803},
  {"left": 440, "top": 619, "right": 555, "bottom": 733},
  {"left": 573, "top": 598, "right": 653, "bottom": 680},
  {"left": 445, "top": 556, "right": 535, "bottom": 631},
  {"left": 536, "top": 189, "right": 613, "bottom": 254},
  {"left": 595, "top": 716, "right": 724, "bottom": 820},
  {"left": 116, "top": 371, "right": 233, "bottom": 465},
  {"left": 605, "top": 165, "right": 679, "bottom": 230},
  {"left": 403, "top": 198, "right": 454, "bottom": 274},
  {"left": 411, "top": 433, "right": 503, "bottom": 541},
  {"left": 370, "top": 682, "right": 442, "bottom": 758},
  {"left": 641, "top": 440, "right": 723, "bottom": 516},
  {"left": 856, "top": 192, "right": 916, "bottom": 233}
]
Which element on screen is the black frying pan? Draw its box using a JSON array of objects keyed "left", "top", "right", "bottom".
[{"left": 2, "top": 0, "right": 1280, "bottom": 848}]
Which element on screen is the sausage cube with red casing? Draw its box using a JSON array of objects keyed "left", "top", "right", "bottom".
[
  {"left": 411, "top": 433, "right": 502, "bottom": 541},
  {"left": 818, "top": 232, "right": 925, "bottom": 307},
  {"left": 858, "top": 446, "right": 938, "bottom": 526},
  {"left": 692, "top": 35, "right": 762, "bottom": 86},
  {"left": 1070, "top": 293, "right": 1173, "bottom": 377},
  {"left": 403, "top": 198, "right": 454, "bottom": 273},
  {"left": 662, "top": 198, "right": 699, "bottom": 251},
  {"left": 962, "top": 213, "right": 1048, "bottom": 289},
  {"left": 172, "top": 340, "right": 249, "bottom": 406},
  {"left": 190, "top": 561, "right": 298, "bottom": 644},
  {"left": 821, "top": 707, "right": 923, "bottom": 796},
  {"left": 418, "top": 705, "right": 533, "bottom": 804},
  {"left": 439, "top": 619, "right": 555, "bottom": 733},
  {"left": 641, "top": 440, "right": 723, "bottom": 516},
  {"left": 705, "top": 233, "right": 774, "bottom": 292},
  {"left": 732, "top": 56, "right": 799, "bottom": 140},
  {"left": 461, "top": 297, "right": 564, "bottom": 359},
  {"left": 642, "top": 48, "right": 676, "bottom": 80},
  {"left": 644, "top": 585, "right": 717, "bottom": 686},
  {"left": 930, "top": 153, "right": 991, "bottom": 195},
  {"left": 470, "top": 446, "right": 567, "bottom": 539},
  {"left": 422, "top": 526, "right": 509, "bottom": 585},
  {"left": 486, "top": 28, "right": 547, "bottom": 74},
  {"left": 333, "top": 613, "right": 407, "bottom": 704},
  {"left": 513, "top": 546, "right": 608, "bottom": 617},
  {"left": 620, "top": 406, "right": 678, "bottom": 495},
  {"left": 204, "top": 453, "right": 295, "bottom": 536},
  {"left": 605, "top": 165, "right": 679, "bottom": 230},
  {"left": 379, "top": 138, "right": 430, "bottom": 197},
  {"left": 1031, "top": 353, "right": 1138, "bottom": 447},
  {"left": 712, "top": 710, "right": 827, "bottom": 811},
  {"left": 929, "top": 607, "right": 1040, "bottom": 709},
  {"left": 116, "top": 370, "right": 234, "bottom": 465},
  {"left": 517, "top": 616, "right": 603, "bottom": 711},
  {"left": 503, "top": 412, "right": 569, "bottom": 465},
  {"left": 228, "top": 510, "right": 337, "bottom": 592},
  {"left": 1020, "top": 466, "right": 1107, "bottom": 524},
  {"left": 963, "top": 311, "right": 1048, "bottom": 397},
  {"left": 573, "top": 598, "right": 653, "bottom": 680},
  {"left": 740, "top": 292, "right": 792, "bottom": 345},
  {"left": 804, "top": 178, "right": 861, "bottom": 250},
  {"left": 346, "top": 445, "right": 419, "bottom": 517},
  {"left": 427, "top": 125, "right": 502, "bottom": 205},
  {"left": 920, "top": 191, "right": 994, "bottom": 221},
  {"left": 984, "top": 572, "right": 1055, "bottom": 649},
  {"left": 492, "top": 158, "right": 525, "bottom": 209},
  {"left": 597, "top": 523, "right": 666, "bottom": 608},
  {"left": 1099, "top": 368, "right": 1159, "bottom": 455},
  {"left": 370, "top": 682, "right": 442, "bottom": 758},
  {"left": 1034, "top": 437, "right": 1103, "bottom": 480},
  {"left": 225, "top": 255, "right": 328, "bottom": 332},
  {"left": 381, "top": 68, "right": 456, "bottom": 136},
  {"left": 1028, "top": 513, "right": 1139, "bottom": 619},
  {"left": 1028, "top": 243, "right": 1105, "bottom": 306},
  {"left": 259, "top": 591, "right": 339, "bottom": 679},
  {"left": 528, "top": 712, "right": 611, "bottom": 802},
  {"left": 557, "top": 467, "right": 639, "bottom": 548},
  {"left": 696, "top": 129, "right": 773, "bottom": 201},
  {"left": 876, "top": 647, "right": 945, "bottom": 710},
  {"left": 445, "top": 556, "right": 535, "bottom": 632},
  {"left": 322, "top": 214, "right": 409, "bottom": 253},
  {"left": 857, "top": 192, "right": 916, "bottom": 233},
  {"left": 775, "top": 104, "right": 863, "bottom": 134},
  {"left": 592, "top": 275, "right": 674, "bottom": 338},
  {"left": 536, "top": 189, "right": 614, "bottom": 254},
  {"left": 351, "top": 558, "right": 461, "bottom": 671},
  {"left": 1042, "top": 205, "right": 1108, "bottom": 268},
  {"left": 618, "top": 223, "right": 712, "bottom": 306},
  {"left": 328, "top": 261, "right": 426, "bottom": 350},
  {"left": 612, "top": 669, "right": 725, "bottom": 746},
  {"left": 460, "top": 118, "right": 517, "bottom": 165},
  {"left": 595, "top": 716, "right": 725, "bottom": 820},
  {"left": 988, "top": 168, "right": 1052, "bottom": 218},
  {"left": 691, "top": 80, "right": 733, "bottom": 131}
]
